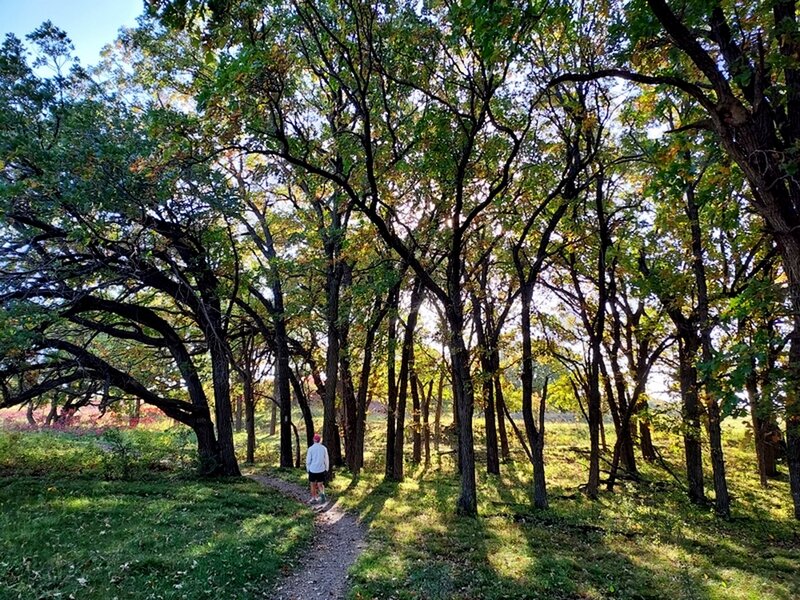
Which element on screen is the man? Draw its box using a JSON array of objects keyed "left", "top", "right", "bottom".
[{"left": 306, "top": 433, "right": 329, "bottom": 503}]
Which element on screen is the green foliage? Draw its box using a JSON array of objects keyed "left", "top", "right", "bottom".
[
  {"left": 99, "top": 428, "right": 141, "bottom": 479},
  {"left": 0, "top": 428, "right": 199, "bottom": 479}
]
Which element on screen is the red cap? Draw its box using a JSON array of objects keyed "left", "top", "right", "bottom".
[{"left": 313, "top": 433, "right": 321, "bottom": 442}]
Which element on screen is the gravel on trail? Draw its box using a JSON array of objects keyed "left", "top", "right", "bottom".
[{"left": 250, "top": 474, "right": 366, "bottom": 600}]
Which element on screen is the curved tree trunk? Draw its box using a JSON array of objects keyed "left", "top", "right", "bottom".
[{"left": 289, "top": 370, "right": 315, "bottom": 448}]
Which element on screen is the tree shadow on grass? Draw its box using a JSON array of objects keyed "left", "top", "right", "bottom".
[
  {"left": 349, "top": 477, "right": 400, "bottom": 526},
  {"left": 488, "top": 468, "right": 800, "bottom": 600},
  {"left": 0, "top": 475, "right": 310, "bottom": 600}
]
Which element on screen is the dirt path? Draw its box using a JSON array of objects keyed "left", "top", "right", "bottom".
[{"left": 250, "top": 474, "right": 366, "bottom": 600}]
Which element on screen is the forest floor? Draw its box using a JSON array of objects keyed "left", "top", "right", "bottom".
[{"left": 250, "top": 473, "right": 366, "bottom": 600}]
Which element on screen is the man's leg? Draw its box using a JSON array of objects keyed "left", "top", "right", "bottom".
[
  {"left": 318, "top": 482, "right": 326, "bottom": 502},
  {"left": 309, "top": 481, "right": 317, "bottom": 502}
]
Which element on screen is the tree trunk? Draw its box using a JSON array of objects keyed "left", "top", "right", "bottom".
[
  {"left": 706, "top": 396, "right": 731, "bottom": 517},
  {"left": 45, "top": 397, "right": 57, "bottom": 427},
  {"left": 586, "top": 374, "right": 602, "bottom": 499},
  {"left": 353, "top": 306, "right": 382, "bottom": 473},
  {"left": 208, "top": 334, "right": 240, "bottom": 476},
  {"left": 520, "top": 283, "right": 548, "bottom": 509},
  {"left": 385, "top": 287, "right": 400, "bottom": 480},
  {"left": 339, "top": 262, "right": 360, "bottom": 473},
  {"left": 421, "top": 378, "right": 432, "bottom": 466},
  {"left": 235, "top": 392, "right": 243, "bottom": 433},
  {"left": 678, "top": 336, "right": 706, "bottom": 504},
  {"left": 686, "top": 177, "right": 730, "bottom": 518},
  {"left": 471, "top": 293, "right": 500, "bottom": 475},
  {"left": 392, "top": 278, "right": 424, "bottom": 481},
  {"left": 639, "top": 417, "right": 656, "bottom": 462},
  {"left": 435, "top": 368, "right": 444, "bottom": 453},
  {"left": 411, "top": 368, "right": 422, "bottom": 464},
  {"left": 324, "top": 259, "right": 344, "bottom": 468},
  {"left": 272, "top": 315, "right": 294, "bottom": 469},
  {"left": 483, "top": 374, "right": 500, "bottom": 475},
  {"left": 191, "top": 414, "right": 224, "bottom": 476},
  {"left": 289, "top": 370, "right": 315, "bottom": 447},
  {"left": 449, "top": 329, "right": 477, "bottom": 516},
  {"left": 494, "top": 371, "right": 511, "bottom": 462},
  {"left": 244, "top": 375, "right": 256, "bottom": 464},
  {"left": 341, "top": 358, "right": 358, "bottom": 472},
  {"left": 787, "top": 327, "right": 800, "bottom": 519}
]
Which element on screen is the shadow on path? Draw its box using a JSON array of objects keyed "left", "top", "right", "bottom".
[{"left": 250, "top": 473, "right": 366, "bottom": 600}]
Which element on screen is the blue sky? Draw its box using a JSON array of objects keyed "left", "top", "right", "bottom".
[{"left": 0, "top": 0, "right": 144, "bottom": 65}]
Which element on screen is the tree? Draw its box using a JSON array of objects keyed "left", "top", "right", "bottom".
[
  {"left": 0, "top": 27, "right": 241, "bottom": 475},
  {"left": 555, "top": 0, "right": 800, "bottom": 519}
]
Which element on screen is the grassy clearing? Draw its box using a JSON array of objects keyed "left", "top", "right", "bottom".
[
  {"left": 3, "top": 413, "right": 798, "bottom": 600},
  {"left": 266, "top": 417, "right": 800, "bottom": 600},
  {"left": 0, "top": 429, "right": 313, "bottom": 600}
]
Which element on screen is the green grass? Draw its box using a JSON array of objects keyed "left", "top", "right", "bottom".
[
  {"left": 3, "top": 415, "right": 799, "bottom": 600},
  {"left": 266, "top": 417, "right": 800, "bottom": 600},
  {"left": 0, "top": 429, "right": 314, "bottom": 600}
]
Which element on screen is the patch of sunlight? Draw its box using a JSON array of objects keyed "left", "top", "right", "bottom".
[
  {"left": 623, "top": 540, "right": 683, "bottom": 569},
  {"left": 703, "top": 569, "right": 793, "bottom": 600},
  {"left": 382, "top": 497, "right": 414, "bottom": 519},
  {"left": 769, "top": 555, "right": 800, "bottom": 572},
  {"left": 398, "top": 479, "right": 420, "bottom": 493},
  {"left": 359, "top": 550, "right": 409, "bottom": 582},
  {"left": 185, "top": 540, "right": 218, "bottom": 558},
  {"left": 486, "top": 536, "right": 533, "bottom": 580},
  {"left": 488, "top": 542, "right": 534, "bottom": 582},
  {"left": 239, "top": 514, "right": 277, "bottom": 537},
  {"left": 54, "top": 497, "right": 93, "bottom": 511},
  {"left": 392, "top": 514, "right": 422, "bottom": 544},
  {"left": 575, "top": 583, "right": 605, "bottom": 600}
]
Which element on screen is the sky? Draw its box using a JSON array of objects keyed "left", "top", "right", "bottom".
[{"left": 0, "top": 0, "right": 144, "bottom": 65}]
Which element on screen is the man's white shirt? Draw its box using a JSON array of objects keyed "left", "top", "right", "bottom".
[{"left": 306, "top": 442, "right": 329, "bottom": 473}]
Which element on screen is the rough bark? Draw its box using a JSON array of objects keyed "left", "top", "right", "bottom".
[
  {"left": 677, "top": 334, "right": 706, "bottom": 504},
  {"left": 324, "top": 256, "right": 344, "bottom": 468}
]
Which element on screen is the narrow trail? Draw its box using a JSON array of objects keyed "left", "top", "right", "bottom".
[{"left": 250, "top": 474, "right": 366, "bottom": 600}]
